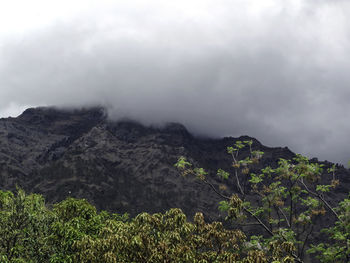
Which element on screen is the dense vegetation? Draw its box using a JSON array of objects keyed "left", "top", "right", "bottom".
[
  {"left": 0, "top": 140, "right": 348, "bottom": 262},
  {"left": 0, "top": 188, "right": 298, "bottom": 263}
]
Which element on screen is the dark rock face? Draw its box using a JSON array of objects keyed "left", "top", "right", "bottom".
[{"left": 0, "top": 107, "right": 349, "bottom": 223}]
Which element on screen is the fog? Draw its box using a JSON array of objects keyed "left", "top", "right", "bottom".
[{"left": 0, "top": 0, "right": 349, "bottom": 164}]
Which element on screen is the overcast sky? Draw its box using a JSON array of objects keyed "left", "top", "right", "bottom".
[{"left": 0, "top": 0, "right": 349, "bottom": 165}]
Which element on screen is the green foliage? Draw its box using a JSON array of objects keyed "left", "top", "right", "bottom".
[
  {"left": 74, "top": 208, "right": 250, "bottom": 262},
  {"left": 248, "top": 173, "right": 263, "bottom": 184},
  {"left": 0, "top": 188, "right": 54, "bottom": 263},
  {"left": 308, "top": 194, "right": 350, "bottom": 262},
  {"left": 193, "top": 167, "right": 207, "bottom": 180},
  {"left": 315, "top": 184, "right": 332, "bottom": 193},
  {"left": 218, "top": 200, "right": 230, "bottom": 212},
  {"left": 175, "top": 140, "right": 350, "bottom": 262},
  {"left": 49, "top": 198, "right": 111, "bottom": 262},
  {"left": 0, "top": 189, "right": 126, "bottom": 263},
  {"left": 217, "top": 169, "right": 229, "bottom": 179},
  {"left": 174, "top": 156, "right": 192, "bottom": 170},
  {"left": 0, "top": 188, "right": 289, "bottom": 262}
]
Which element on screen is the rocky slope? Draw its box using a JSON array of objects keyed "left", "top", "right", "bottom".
[{"left": 0, "top": 106, "right": 349, "bottom": 223}]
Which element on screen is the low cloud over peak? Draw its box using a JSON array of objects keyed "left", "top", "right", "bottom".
[{"left": 0, "top": 0, "right": 349, "bottom": 164}]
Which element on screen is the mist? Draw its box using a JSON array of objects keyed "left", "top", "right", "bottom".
[{"left": 0, "top": 0, "right": 349, "bottom": 165}]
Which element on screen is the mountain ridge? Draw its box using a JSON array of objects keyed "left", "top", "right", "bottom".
[{"left": 0, "top": 106, "right": 349, "bottom": 222}]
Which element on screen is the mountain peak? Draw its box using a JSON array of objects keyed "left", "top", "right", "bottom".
[
  {"left": 18, "top": 106, "right": 106, "bottom": 123},
  {"left": 0, "top": 106, "right": 349, "bottom": 221},
  {"left": 163, "top": 122, "right": 190, "bottom": 134}
]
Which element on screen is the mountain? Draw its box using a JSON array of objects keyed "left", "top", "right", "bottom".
[{"left": 0, "top": 106, "right": 349, "bottom": 223}]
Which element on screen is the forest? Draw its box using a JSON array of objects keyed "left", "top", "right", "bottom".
[{"left": 0, "top": 140, "right": 349, "bottom": 262}]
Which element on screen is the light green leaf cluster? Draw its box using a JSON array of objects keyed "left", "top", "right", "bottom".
[
  {"left": 174, "top": 156, "right": 192, "bottom": 169},
  {"left": 217, "top": 169, "right": 229, "bottom": 179}
]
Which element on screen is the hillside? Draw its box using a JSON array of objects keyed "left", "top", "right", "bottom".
[{"left": 0, "top": 106, "right": 349, "bottom": 222}]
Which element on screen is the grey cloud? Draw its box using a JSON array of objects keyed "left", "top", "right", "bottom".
[{"left": 0, "top": 0, "right": 349, "bottom": 165}]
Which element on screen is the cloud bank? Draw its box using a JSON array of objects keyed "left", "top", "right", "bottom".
[{"left": 0, "top": 0, "right": 349, "bottom": 164}]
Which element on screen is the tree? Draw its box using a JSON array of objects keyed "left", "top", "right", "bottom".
[
  {"left": 49, "top": 198, "right": 112, "bottom": 263},
  {"left": 0, "top": 188, "right": 54, "bottom": 263},
  {"left": 176, "top": 140, "right": 348, "bottom": 262},
  {"left": 0, "top": 188, "right": 291, "bottom": 262},
  {"left": 74, "top": 208, "right": 282, "bottom": 262},
  {"left": 308, "top": 194, "right": 350, "bottom": 262}
]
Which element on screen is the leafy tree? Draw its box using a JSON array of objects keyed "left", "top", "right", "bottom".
[
  {"left": 0, "top": 187, "right": 293, "bottom": 262},
  {"left": 0, "top": 188, "right": 54, "bottom": 263},
  {"left": 74, "top": 208, "right": 279, "bottom": 262},
  {"left": 308, "top": 194, "right": 350, "bottom": 262},
  {"left": 176, "top": 140, "right": 348, "bottom": 262},
  {"left": 49, "top": 198, "right": 112, "bottom": 263}
]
